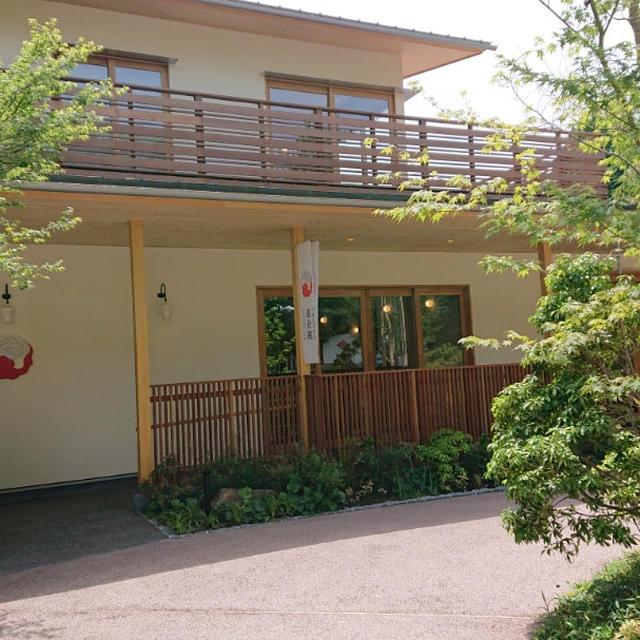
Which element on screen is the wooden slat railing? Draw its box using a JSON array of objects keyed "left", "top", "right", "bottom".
[
  {"left": 305, "top": 363, "right": 527, "bottom": 450},
  {"left": 149, "top": 375, "right": 299, "bottom": 467},
  {"left": 58, "top": 81, "right": 606, "bottom": 196},
  {"left": 149, "top": 363, "right": 528, "bottom": 467}
]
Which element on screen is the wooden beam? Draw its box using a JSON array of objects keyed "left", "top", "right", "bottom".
[
  {"left": 290, "top": 226, "right": 310, "bottom": 451},
  {"left": 537, "top": 242, "right": 553, "bottom": 296},
  {"left": 129, "top": 220, "right": 153, "bottom": 482}
]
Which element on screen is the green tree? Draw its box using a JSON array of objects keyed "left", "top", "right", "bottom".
[
  {"left": 377, "top": 0, "right": 640, "bottom": 557},
  {"left": 1, "top": 19, "right": 115, "bottom": 289}
]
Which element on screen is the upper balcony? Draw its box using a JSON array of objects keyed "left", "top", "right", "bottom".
[{"left": 56, "top": 82, "right": 607, "bottom": 200}]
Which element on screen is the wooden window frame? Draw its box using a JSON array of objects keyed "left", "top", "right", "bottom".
[
  {"left": 266, "top": 78, "right": 395, "bottom": 114},
  {"left": 257, "top": 284, "right": 474, "bottom": 377}
]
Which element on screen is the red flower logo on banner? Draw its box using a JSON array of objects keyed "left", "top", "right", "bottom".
[
  {"left": 0, "top": 334, "right": 34, "bottom": 380},
  {"left": 301, "top": 270, "right": 313, "bottom": 298}
]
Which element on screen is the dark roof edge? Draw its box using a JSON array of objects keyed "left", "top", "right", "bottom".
[{"left": 190, "top": 0, "right": 497, "bottom": 51}]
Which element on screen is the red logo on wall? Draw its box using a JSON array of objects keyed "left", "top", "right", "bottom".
[{"left": 0, "top": 334, "right": 33, "bottom": 380}]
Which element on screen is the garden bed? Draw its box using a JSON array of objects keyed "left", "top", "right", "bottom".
[{"left": 140, "top": 430, "right": 493, "bottom": 535}]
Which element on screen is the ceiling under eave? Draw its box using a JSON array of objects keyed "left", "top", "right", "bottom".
[{"left": 46, "top": 0, "right": 495, "bottom": 77}]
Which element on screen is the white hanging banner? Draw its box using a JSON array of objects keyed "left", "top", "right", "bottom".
[{"left": 296, "top": 240, "right": 320, "bottom": 364}]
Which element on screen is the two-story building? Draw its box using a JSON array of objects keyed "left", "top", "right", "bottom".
[{"left": 0, "top": 0, "right": 604, "bottom": 492}]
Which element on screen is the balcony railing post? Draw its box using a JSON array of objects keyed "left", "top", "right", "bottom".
[
  {"left": 418, "top": 118, "right": 429, "bottom": 183},
  {"left": 468, "top": 123, "right": 476, "bottom": 186},
  {"left": 194, "top": 94, "right": 206, "bottom": 175},
  {"left": 258, "top": 101, "right": 268, "bottom": 180},
  {"left": 555, "top": 130, "right": 566, "bottom": 188}
]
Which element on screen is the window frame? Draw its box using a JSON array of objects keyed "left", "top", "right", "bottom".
[{"left": 256, "top": 284, "right": 474, "bottom": 377}]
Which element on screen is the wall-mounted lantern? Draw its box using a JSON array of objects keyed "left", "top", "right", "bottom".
[
  {"left": 157, "top": 283, "right": 172, "bottom": 320},
  {"left": 1, "top": 285, "right": 14, "bottom": 324}
]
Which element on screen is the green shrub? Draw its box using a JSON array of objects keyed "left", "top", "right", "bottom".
[
  {"left": 341, "top": 438, "right": 436, "bottom": 500},
  {"left": 141, "top": 458, "right": 199, "bottom": 513},
  {"left": 155, "top": 497, "right": 219, "bottom": 534},
  {"left": 143, "top": 431, "right": 492, "bottom": 534},
  {"left": 279, "top": 449, "right": 347, "bottom": 514},
  {"left": 535, "top": 552, "right": 640, "bottom": 640},
  {"left": 417, "top": 429, "right": 472, "bottom": 493}
]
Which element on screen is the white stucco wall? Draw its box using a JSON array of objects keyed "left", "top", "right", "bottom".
[
  {"left": 0, "top": 244, "right": 539, "bottom": 490},
  {"left": 1, "top": 1, "right": 403, "bottom": 102}
]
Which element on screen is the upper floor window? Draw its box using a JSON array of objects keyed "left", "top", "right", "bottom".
[
  {"left": 267, "top": 79, "right": 393, "bottom": 115},
  {"left": 72, "top": 55, "right": 168, "bottom": 91}
]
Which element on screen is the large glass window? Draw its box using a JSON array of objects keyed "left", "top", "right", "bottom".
[
  {"left": 258, "top": 286, "right": 472, "bottom": 376},
  {"left": 263, "top": 297, "right": 296, "bottom": 376},
  {"left": 319, "top": 296, "right": 363, "bottom": 373},
  {"left": 420, "top": 295, "right": 464, "bottom": 367},
  {"left": 70, "top": 55, "right": 169, "bottom": 162}
]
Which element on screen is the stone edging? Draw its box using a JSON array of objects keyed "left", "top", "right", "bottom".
[{"left": 142, "top": 485, "right": 506, "bottom": 540}]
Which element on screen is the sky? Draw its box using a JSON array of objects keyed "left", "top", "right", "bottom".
[{"left": 247, "top": 0, "right": 561, "bottom": 123}]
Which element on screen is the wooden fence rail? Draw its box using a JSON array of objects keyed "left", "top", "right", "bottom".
[
  {"left": 57, "top": 81, "right": 606, "bottom": 196},
  {"left": 149, "top": 363, "right": 528, "bottom": 467}
]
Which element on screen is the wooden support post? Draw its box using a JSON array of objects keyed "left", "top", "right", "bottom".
[
  {"left": 537, "top": 242, "right": 553, "bottom": 296},
  {"left": 291, "top": 226, "right": 311, "bottom": 452},
  {"left": 129, "top": 220, "right": 153, "bottom": 482}
]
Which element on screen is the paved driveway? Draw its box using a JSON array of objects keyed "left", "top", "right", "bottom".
[
  {"left": 0, "top": 492, "right": 624, "bottom": 639},
  {"left": 0, "top": 481, "right": 163, "bottom": 574}
]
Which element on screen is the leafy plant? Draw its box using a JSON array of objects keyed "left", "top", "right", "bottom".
[
  {"left": 417, "top": 429, "right": 472, "bottom": 493},
  {"left": 155, "top": 498, "right": 218, "bottom": 534},
  {"left": 141, "top": 458, "right": 199, "bottom": 513},
  {"left": 459, "top": 434, "right": 493, "bottom": 490}
]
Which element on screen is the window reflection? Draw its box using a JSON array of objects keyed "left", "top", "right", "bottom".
[
  {"left": 371, "top": 296, "right": 416, "bottom": 370},
  {"left": 334, "top": 94, "right": 389, "bottom": 115},
  {"left": 318, "top": 297, "right": 363, "bottom": 372},
  {"left": 114, "top": 66, "right": 163, "bottom": 95},
  {"left": 71, "top": 62, "right": 108, "bottom": 82},
  {"left": 420, "top": 295, "right": 464, "bottom": 367},
  {"left": 269, "top": 88, "right": 328, "bottom": 111},
  {"left": 263, "top": 297, "right": 296, "bottom": 376},
  {"left": 261, "top": 289, "right": 469, "bottom": 376}
]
